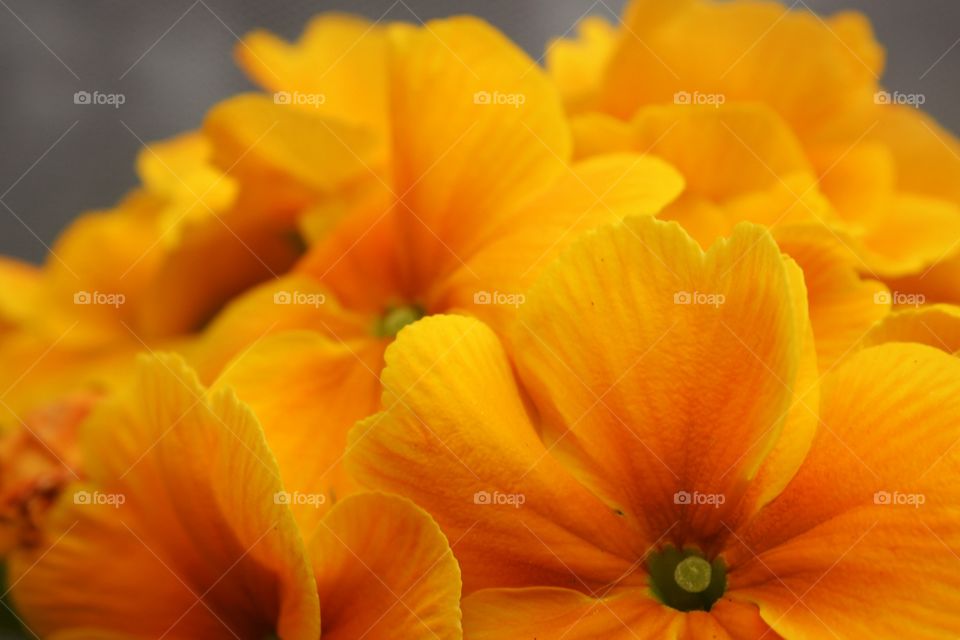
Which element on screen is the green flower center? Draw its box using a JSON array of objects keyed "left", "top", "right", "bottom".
[
  {"left": 674, "top": 556, "right": 712, "bottom": 593},
  {"left": 375, "top": 304, "right": 425, "bottom": 338},
  {"left": 648, "top": 547, "right": 726, "bottom": 612}
]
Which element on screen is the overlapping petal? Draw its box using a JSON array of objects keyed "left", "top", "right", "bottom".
[
  {"left": 731, "top": 344, "right": 960, "bottom": 638},
  {"left": 311, "top": 492, "right": 462, "bottom": 639},
  {"left": 10, "top": 355, "right": 320, "bottom": 639}
]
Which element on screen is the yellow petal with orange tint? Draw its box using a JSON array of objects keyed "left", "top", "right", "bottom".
[
  {"left": 0, "top": 257, "right": 41, "bottom": 330},
  {"left": 134, "top": 131, "right": 238, "bottom": 241},
  {"left": 853, "top": 193, "right": 960, "bottom": 277},
  {"left": 9, "top": 354, "right": 319, "bottom": 639},
  {"left": 347, "top": 314, "right": 639, "bottom": 593},
  {"left": 133, "top": 209, "right": 303, "bottom": 339},
  {"left": 212, "top": 330, "right": 385, "bottom": 535},
  {"left": 862, "top": 304, "right": 960, "bottom": 354},
  {"left": 627, "top": 105, "right": 811, "bottom": 203},
  {"left": 597, "top": 0, "right": 882, "bottom": 136},
  {"left": 774, "top": 223, "right": 889, "bottom": 370},
  {"left": 664, "top": 173, "right": 838, "bottom": 251},
  {"left": 546, "top": 16, "right": 618, "bottom": 113},
  {"left": 187, "top": 274, "right": 370, "bottom": 383},
  {"left": 311, "top": 492, "right": 462, "bottom": 639},
  {"left": 869, "top": 104, "right": 960, "bottom": 204},
  {"left": 884, "top": 255, "right": 960, "bottom": 307},
  {"left": 732, "top": 343, "right": 960, "bottom": 638},
  {"left": 807, "top": 141, "right": 895, "bottom": 230},
  {"left": 511, "top": 217, "right": 813, "bottom": 548},
  {"left": 204, "top": 93, "right": 383, "bottom": 213},
  {"left": 384, "top": 17, "right": 571, "bottom": 283},
  {"left": 573, "top": 105, "right": 812, "bottom": 204},
  {"left": 236, "top": 14, "right": 389, "bottom": 134},
  {"left": 40, "top": 195, "right": 169, "bottom": 345},
  {"left": 734, "top": 251, "right": 819, "bottom": 515},
  {"left": 435, "top": 153, "right": 684, "bottom": 332},
  {"left": 463, "top": 587, "right": 680, "bottom": 639}
]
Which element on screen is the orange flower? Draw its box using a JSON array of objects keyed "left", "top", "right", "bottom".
[
  {"left": 349, "top": 216, "right": 960, "bottom": 637},
  {"left": 549, "top": 0, "right": 960, "bottom": 361},
  {"left": 0, "top": 131, "right": 308, "bottom": 425},
  {"left": 180, "top": 15, "right": 682, "bottom": 518},
  {"left": 9, "top": 355, "right": 462, "bottom": 639}
]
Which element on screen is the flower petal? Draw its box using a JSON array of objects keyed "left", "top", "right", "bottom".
[
  {"left": 311, "top": 492, "right": 462, "bottom": 640},
  {"left": 624, "top": 105, "right": 811, "bottom": 203},
  {"left": 212, "top": 330, "right": 385, "bottom": 535},
  {"left": 773, "top": 224, "right": 889, "bottom": 370},
  {"left": 546, "top": 16, "right": 618, "bottom": 113},
  {"left": 869, "top": 104, "right": 960, "bottom": 205},
  {"left": 383, "top": 17, "right": 571, "bottom": 282},
  {"left": 511, "top": 216, "right": 813, "bottom": 549},
  {"left": 236, "top": 14, "right": 389, "bottom": 134},
  {"left": 463, "top": 587, "right": 679, "bottom": 639},
  {"left": 347, "top": 314, "right": 639, "bottom": 592},
  {"left": 187, "top": 274, "right": 370, "bottom": 383},
  {"left": 596, "top": 0, "right": 881, "bottom": 136},
  {"left": 862, "top": 304, "right": 960, "bottom": 354},
  {"left": 435, "top": 153, "right": 684, "bottom": 332},
  {"left": 856, "top": 193, "right": 960, "bottom": 277},
  {"left": 731, "top": 344, "right": 960, "bottom": 638},
  {"left": 10, "top": 355, "right": 320, "bottom": 639},
  {"left": 203, "top": 93, "right": 383, "bottom": 212}
]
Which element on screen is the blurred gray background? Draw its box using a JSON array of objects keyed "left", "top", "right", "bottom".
[{"left": 1, "top": 0, "right": 958, "bottom": 263}]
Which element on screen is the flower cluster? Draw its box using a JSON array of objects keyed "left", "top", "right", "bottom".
[{"left": 1, "top": 1, "right": 959, "bottom": 638}]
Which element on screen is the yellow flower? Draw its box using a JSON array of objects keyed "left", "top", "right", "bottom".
[
  {"left": 349, "top": 216, "right": 960, "bottom": 637},
  {"left": 9, "top": 355, "right": 462, "bottom": 640}
]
